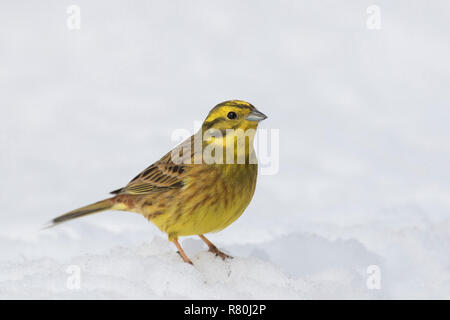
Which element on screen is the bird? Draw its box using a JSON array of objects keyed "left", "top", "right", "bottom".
[{"left": 49, "top": 100, "right": 267, "bottom": 264}]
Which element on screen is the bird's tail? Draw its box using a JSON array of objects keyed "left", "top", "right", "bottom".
[{"left": 47, "top": 198, "right": 117, "bottom": 228}]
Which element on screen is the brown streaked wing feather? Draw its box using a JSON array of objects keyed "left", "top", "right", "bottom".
[
  {"left": 110, "top": 160, "right": 188, "bottom": 195},
  {"left": 111, "top": 162, "right": 187, "bottom": 194},
  {"left": 110, "top": 135, "right": 196, "bottom": 195}
]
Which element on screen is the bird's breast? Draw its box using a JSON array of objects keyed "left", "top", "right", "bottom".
[{"left": 152, "top": 163, "right": 258, "bottom": 238}]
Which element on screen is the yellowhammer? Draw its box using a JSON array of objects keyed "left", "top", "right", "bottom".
[{"left": 50, "top": 100, "right": 267, "bottom": 264}]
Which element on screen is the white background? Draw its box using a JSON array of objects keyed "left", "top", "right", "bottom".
[{"left": 0, "top": 1, "right": 449, "bottom": 298}]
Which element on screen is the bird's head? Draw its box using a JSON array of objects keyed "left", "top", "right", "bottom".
[{"left": 202, "top": 100, "right": 267, "bottom": 133}]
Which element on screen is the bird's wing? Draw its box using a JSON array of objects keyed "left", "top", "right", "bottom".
[
  {"left": 110, "top": 161, "right": 187, "bottom": 195},
  {"left": 110, "top": 136, "right": 195, "bottom": 195}
]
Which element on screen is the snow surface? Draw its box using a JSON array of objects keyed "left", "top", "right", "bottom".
[
  {"left": 0, "top": 235, "right": 376, "bottom": 299},
  {"left": 1, "top": 1, "right": 450, "bottom": 299}
]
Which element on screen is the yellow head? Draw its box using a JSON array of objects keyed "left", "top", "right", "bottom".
[
  {"left": 202, "top": 100, "right": 267, "bottom": 133},
  {"left": 199, "top": 100, "right": 267, "bottom": 164}
]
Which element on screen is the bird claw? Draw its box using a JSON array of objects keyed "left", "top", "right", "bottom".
[
  {"left": 209, "top": 247, "right": 233, "bottom": 260},
  {"left": 176, "top": 250, "right": 193, "bottom": 265}
]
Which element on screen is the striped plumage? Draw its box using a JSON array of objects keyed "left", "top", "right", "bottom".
[{"left": 50, "top": 100, "right": 267, "bottom": 264}]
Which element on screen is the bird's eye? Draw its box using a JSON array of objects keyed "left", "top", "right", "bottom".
[{"left": 227, "top": 111, "right": 237, "bottom": 119}]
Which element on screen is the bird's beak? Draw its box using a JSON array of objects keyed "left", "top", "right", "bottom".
[{"left": 246, "top": 109, "right": 268, "bottom": 122}]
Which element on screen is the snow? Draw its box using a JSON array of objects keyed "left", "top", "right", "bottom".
[
  {"left": 0, "top": 221, "right": 448, "bottom": 299},
  {"left": 0, "top": 233, "right": 377, "bottom": 299},
  {"left": 1, "top": 1, "right": 450, "bottom": 299}
]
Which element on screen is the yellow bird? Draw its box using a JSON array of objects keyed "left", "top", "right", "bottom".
[{"left": 50, "top": 100, "right": 267, "bottom": 264}]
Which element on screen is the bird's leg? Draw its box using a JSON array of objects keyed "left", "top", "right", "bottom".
[
  {"left": 199, "top": 235, "right": 233, "bottom": 260},
  {"left": 172, "top": 239, "right": 193, "bottom": 265}
]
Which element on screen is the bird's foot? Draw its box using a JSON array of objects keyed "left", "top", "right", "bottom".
[
  {"left": 173, "top": 239, "right": 193, "bottom": 264},
  {"left": 208, "top": 246, "right": 233, "bottom": 260},
  {"left": 198, "top": 234, "right": 233, "bottom": 260},
  {"left": 176, "top": 251, "right": 193, "bottom": 265}
]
